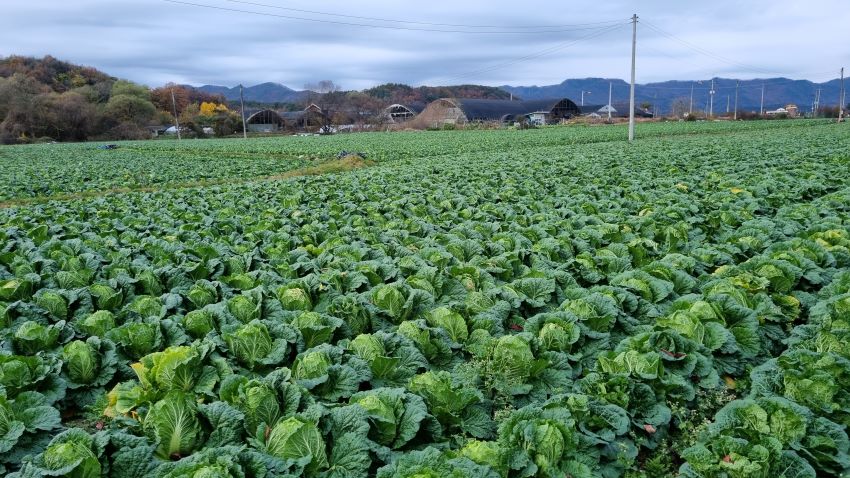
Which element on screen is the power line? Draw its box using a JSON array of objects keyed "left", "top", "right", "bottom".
[
  {"left": 437, "top": 23, "right": 626, "bottom": 84},
  {"left": 163, "top": 0, "right": 628, "bottom": 34},
  {"left": 640, "top": 20, "right": 783, "bottom": 75},
  {"left": 221, "top": 0, "right": 627, "bottom": 30}
]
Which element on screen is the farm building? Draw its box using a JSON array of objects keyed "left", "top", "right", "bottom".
[
  {"left": 245, "top": 109, "right": 284, "bottom": 132},
  {"left": 280, "top": 109, "right": 326, "bottom": 132},
  {"left": 417, "top": 98, "right": 580, "bottom": 126},
  {"left": 579, "top": 103, "right": 654, "bottom": 118},
  {"left": 382, "top": 103, "right": 425, "bottom": 123},
  {"left": 243, "top": 105, "right": 327, "bottom": 133}
]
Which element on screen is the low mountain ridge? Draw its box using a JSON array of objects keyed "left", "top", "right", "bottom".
[
  {"left": 501, "top": 77, "right": 844, "bottom": 112},
  {"left": 195, "top": 82, "right": 307, "bottom": 103}
]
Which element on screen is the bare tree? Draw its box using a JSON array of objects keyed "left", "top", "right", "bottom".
[
  {"left": 304, "top": 80, "right": 343, "bottom": 134},
  {"left": 670, "top": 97, "right": 689, "bottom": 118}
]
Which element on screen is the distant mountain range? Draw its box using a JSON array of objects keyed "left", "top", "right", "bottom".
[
  {"left": 500, "top": 78, "right": 844, "bottom": 113},
  {"left": 198, "top": 77, "right": 844, "bottom": 114},
  {"left": 195, "top": 82, "right": 308, "bottom": 104}
]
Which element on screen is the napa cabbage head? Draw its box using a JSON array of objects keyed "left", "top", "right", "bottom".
[
  {"left": 350, "top": 392, "right": 400, "bottom": 446},
  {"left": 36, "top": 291, "right": 68, "bottom": 320},
  {"left": 36, "top": 428, "right": 102, "bottom": 478},
  {"left": 0, "top": 393, "right": 26, "bottom": 454},
  {"left": 291, "top": 311, "right": 340, "bottom": 348},
  {"left": 227, "top": 294, "right": 261, "bottom": 323},
  {"left": 77, "top": 310, "right": 115, "bottom": 338},
  {"left": 277, "top": 285, "right": 313, "bottom": 311},
  {"left": 491, "top": 335, "right": 534, "bottom": 386},
  {"left": 371, "top": 285, "right": 405, "bottom": 320},
  {"left": 349, "top": 333, "right": 386, "bottom": 362},
  {"left": 293, "top": 349, "right": 332, "bottom": 381},
  {"left": 265, "top": 416, "right": 328, "bottom": 472},
  {"left": 350, "top": 388, "right": 431, "bottom": 449},
  {"left": 187, "top": 281, "right": 217, "bottom": 309},
  {"left": 526, "top": 312, "right": 581, "bottom": 353},
  {"left": 407, "top": 371, "right": 480, "bottom": 429},
  {"left": 143, "top": 391, "right": 203, "bottom": 460},
  {"left": 107, "top": 321, "right": 162, "bottom": 359},
  {"left": 128, "top": 295, "right": 163, "bottom": 319},
  {"left": 0, "top": 354, "right": 54, "bottom": 395},
  {"left": 14, "top": 320, "right": 63, "bottom": 354},
  {"left": 497, "top": 405, "right": 577, "bottom": 477},
  {"left": 425, "top": 307, "right": 468, "bottom": 343},
  {"left": 243, "top": 382, "right": 281, "bottom": 434},
  {"left": 458, "top": 440, "right": 506, "bottom": 475},
  {"left": 182, "top": 310, "right": 216, "bottom": 339},
  {"left": 139, "top": 345, "right": 207, "bottom": 392},
  {"left": 224, "top": 322, "right": 273, "bottom": 368},
  {"left": 62, "top": 340, "right": 100, "bottom": 385},
  {"left": 89, "top": 284, "right": 123, "bottom": 311}
]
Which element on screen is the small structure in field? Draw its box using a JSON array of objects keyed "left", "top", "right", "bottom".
[
  {"left": 246, "top": 109, "right": 284, "bottom": 132},
  {"left": 416, "top": 98, "right": 580, "bottom": 126},
  {"left": 785, "top": 104, "right": 799, "bottom": 117},
  {"left": 383, "top": 103, "right": 425, "bottom": 123},
  {"left": 580, "top": 103, "right": 653, "bottom": 118},
  {"left": 765, "top": 107, "right": 789, "bottom": 117}
]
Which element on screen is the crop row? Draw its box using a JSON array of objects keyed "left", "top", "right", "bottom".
[
  {"left": 0, "top": 119, "right": 828, "bottom": 202},
  {"left": 0, "top": 123, "right": 849, "bottom": 476}
]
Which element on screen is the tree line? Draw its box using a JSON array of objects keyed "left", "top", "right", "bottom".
[
  {"left": 0, "top": 56, "right": 238, "bottom": 144},
  {"left": 0, "top": 55, "right": 518, "bottom": 143}
]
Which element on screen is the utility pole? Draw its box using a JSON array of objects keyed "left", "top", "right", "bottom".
[
  {"left": 760, "top": 83, "right": 765, "bottom": 116},
  {"left": 726, "top": 95, "right": 730, "bottom": 114},
  {"left": 842, "top": 70, "right": 846, "bottom": 120},
  {"left": 709, "top": 78, "right": 715, "bottom": 118},
  {"left": 170, "top": 88, "right": 181, "bottom": 141},
  {"left": 689, "top": 82, "right": 694, "bottom": 116},
  {"left": 608, "top": 81, "right": 613, "bottom": 121},
  {"left": 239, "top": 84, "right": 248, "bottom": 139},
  {"left": 628, "top": 13, "right": 637, "bottom": 142},
  {"left": 734, "top": 80, "right": 739, "bottom": 120},
  {"left": 839, "top": 67, "right": 845, "bottom": 123},
  {"left": 814, "top": 88, "right": 821, "bottom": 117},
  {"left": 581, "top": 91, "right": 591, "bottom": 106},
  {"left": 653, "top": 92, "right": 658, "bottom": 118}
]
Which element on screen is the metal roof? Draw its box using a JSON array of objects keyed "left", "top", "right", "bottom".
[
  {"left": 579, "top": 103, "right": 653, "bottom": 118},
  {"left": 451, "top": 98, "right": 580, "bottom": 121}
]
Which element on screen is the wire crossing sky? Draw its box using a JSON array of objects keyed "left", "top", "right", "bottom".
[{"left": 0, "top": 0, "right": 847, "bottom": 89}]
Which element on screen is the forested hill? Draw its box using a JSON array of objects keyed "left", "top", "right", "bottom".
[
  {"left": 361, "top": 83, "right": 512, "bottom": 104},
  {"left": 195, "top": 82, "right": 512, "bottom": 105},
  {"left": 0, "top": 55, "right": 227, "bottom": 143}
]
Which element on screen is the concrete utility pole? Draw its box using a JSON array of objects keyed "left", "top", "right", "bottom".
[
  {"left": 608, "top": 81, "right": 613, "bottom": 121},
  {"left": 842, "top": 70, "right": 847, "bottom": 120},
  {"left": 581, "top": 91, "right": 591, "bottom": 106},
  {"left": 839, "top": 67, "right": 845, "bottom": 123},
  {"left": 170, "top": 88, "right": 181, "bottom": 141},
  {"left": 734, "top": 80, "right": 739, "bottom": 120},
  {"left": 239, "top": 84, "right": 248, "bottom": 139},
  {"left": 709, "top": 78, "right": 715, "bottom": 118},
  {"left": 689, "top": 82, "right": 695, "bottom": 116},
  {"left": 628, "top": 13, "right": 637, "bottom": 142},
  {"left": 726, "top": 95, "right": 730, "bottom": 114},
  {"left": 814, "top": 88, "right": 822, "bottom": 117},
  {"left": 760, "top": 83, "right": 765, "bottom": 116}
]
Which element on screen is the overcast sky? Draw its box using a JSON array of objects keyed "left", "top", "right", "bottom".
[{"left": 1, "top": 1, "right": 847, "bottom": 90}]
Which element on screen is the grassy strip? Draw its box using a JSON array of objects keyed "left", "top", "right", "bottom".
[{"left": 0, "top": 155, "right": 374, "bottom": 209}]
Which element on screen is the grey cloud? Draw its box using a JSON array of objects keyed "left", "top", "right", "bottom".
[{"left": 0, "top": 0, "right": 847, "bottom": 90}]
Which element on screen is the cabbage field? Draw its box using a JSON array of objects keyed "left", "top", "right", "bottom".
[{"left": 1, "top": 121, "right": 850, "bottom": 477}]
